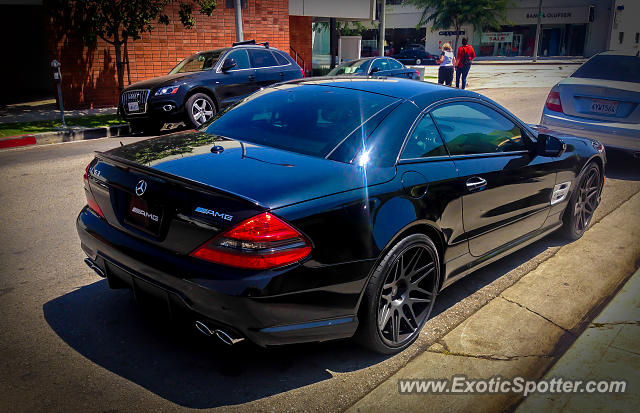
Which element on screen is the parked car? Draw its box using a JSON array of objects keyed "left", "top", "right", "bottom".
[
  {"left": 118, "top": 40, "right": 304, "bottom": 134},
  {"left": 79, "top": 78, "right": 605, "bottom": 354},
  {"left": 327, "top": 57, "right": 420, "bottom": 80},
  {"left": 392, "top": 48, "right": 437, "bottom": 65},
  {"left": 541, "top": 51, "right": 640, "bottom": 155}
]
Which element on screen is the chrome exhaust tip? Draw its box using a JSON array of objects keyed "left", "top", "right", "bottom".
[
  {"left": 194, "top": 320, "right": 214, "bottom": 337},
  {"left": 194, "top": 320, "right": 244, "bottom": 345},
  {"left": 83, "top": 258, "right": 105, "bottom": 278},
  {"left": 214, "top": 329, "right": 245, "bottom": 345}
]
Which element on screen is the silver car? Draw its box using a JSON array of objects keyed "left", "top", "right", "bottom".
[{"left": 541, "top": 51, "right": 640, "bottom": 155}]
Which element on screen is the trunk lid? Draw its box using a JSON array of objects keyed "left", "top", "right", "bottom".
[
  {"left": 557, "top": 77, "right": 640, "bottom": 123},
  {"left": 87, "top": 131, "right": 395, "bottom": 252}
]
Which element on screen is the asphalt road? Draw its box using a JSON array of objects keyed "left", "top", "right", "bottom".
[{"left": 1, "top": 93, "right": 639, "bottom": 412}]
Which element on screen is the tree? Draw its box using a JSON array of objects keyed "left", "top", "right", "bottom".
[
  {"left": 405, "top": 0, "right": 511, "bottom": 52},
  {"left": 45, "top": 0, "right": 217, "bottom": 95}
]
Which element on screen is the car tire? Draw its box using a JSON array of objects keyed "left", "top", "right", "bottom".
[
  {"left": 415, "top": 58, "right": 422, "bottom": 65},
  {"left": 561, "top": 162, "right": 602, "bottom": 240},
  {"left": 129, "top": 119, "right": 163, "bottom": 136},
  {"left": 185, "top": 93, "right": 216, "bottom": 128},
  {"left": 355, "top": 233, "right": 440, "bottom": 354}
]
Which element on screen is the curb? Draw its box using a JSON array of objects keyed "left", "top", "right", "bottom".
[
  {"left": 347, "top": 191, "right": 640, "bottom": 413},
  {"left": 0, "top": 124, "right": 130, "bottom": 149}
]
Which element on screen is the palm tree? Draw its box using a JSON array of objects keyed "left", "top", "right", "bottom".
[{"left": 405, "top": 0, "right": 510, "bottom": 52}]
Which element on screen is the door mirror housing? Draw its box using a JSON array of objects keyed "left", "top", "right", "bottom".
[
  {"left": 370, "top": 66, "right": 380, "bottom": 74},
  {"left": 537, "top": 133, "right": 567, "bottom": 157},
  {"left": 221, "top": 58, "right": 237, "bottom": 72}
]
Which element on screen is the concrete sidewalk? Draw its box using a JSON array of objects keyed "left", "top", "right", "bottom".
[
  {"left": 516, "top": 267, "right": 640, "bottom": 412},
  {"left": 0, "top": 99, "right": 117, "bottom": 124},
  {"left": 347, "top": 192, "right": 640, "bottom": 413}
]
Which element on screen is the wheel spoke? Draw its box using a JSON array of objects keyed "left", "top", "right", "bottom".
[
  {"left": 401, "top": 305, "right": 417, "bottom": 330},
  {"left": 392, "top": 310, "right": 400, "bottom": 342},
  {"left": 411, "top": 265, "right": 434, "bottom": 285},
  {"left": 203, "top": 110, "right": 213, "bottom": 117},
  {"left": 378, "top": 305, "right": 392, "bottom": 330}
]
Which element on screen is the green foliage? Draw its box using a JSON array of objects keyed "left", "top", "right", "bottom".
[
  {"left": 405, "top": 0, "right": 510, "bottom": 50},
  {"left": 0, "top": 114, "right": 125, "bottom": 139},
  {"left": 405, "top": 0, "right": 510, "bottom": 32},
  {"left": 45, "top": 0, "right": 217, "bottom": 93},
  {"left": 312, "top": 20, "right": 376, "bottom": 37}
]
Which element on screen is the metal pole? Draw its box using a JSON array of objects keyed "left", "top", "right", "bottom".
[
  {"left": 57, "top": 80, "right": 66, "bottom": 128},
  {"left": 234, "top": 0, "right": 243, "bottom": 42},
  {"left": 329, "top": 18, "right": 337, "bottom": 69},
  {"left": 533, "top": 0, "right": 542, "bottom": 62},
  {"left": 378, "top": 0, "right": 386, "bottom": 57}
]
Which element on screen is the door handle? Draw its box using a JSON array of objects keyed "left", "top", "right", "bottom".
[
  {"left": 248, "top": 75, "right": 255, "bottom": 81},
  {"left": 466, "top": 176, "right": 487, "bottom": 191}
]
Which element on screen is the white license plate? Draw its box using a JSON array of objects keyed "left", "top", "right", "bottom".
[
  {"left": 128, "top": 102, "right": 140, "bottom": 112},
  {"left": 590, "top": 99, "right": 618, "bottom": 114}
]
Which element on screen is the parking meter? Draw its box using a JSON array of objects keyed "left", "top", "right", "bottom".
[{"left": 51, "top": 60, "right": 66, "bottom": 127}]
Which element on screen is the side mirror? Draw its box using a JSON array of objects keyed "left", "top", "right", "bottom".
[
  {"left": 537, "top": 133, "right": 567, "bottom": 157},
  {"left": 221, "top": 58, "right": 237, "bottom": 72},
  {"left": 370, "top": 67, "right": 380, "bottom": 73}
]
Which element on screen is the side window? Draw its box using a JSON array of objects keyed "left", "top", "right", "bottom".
[
  {"left": 248, "top": 49, "right": 278, "bottom": 68},
  {"left": 401, "top": 114, "right": 448, "bottom": 159},
  {"left": 388, "top": 58, "right": 403, "bottom": 70},
  {"left": 370, "top": 58, "right": 390, "bottom": 73},
  {"left": 273, "top": 51, "right": 290, "bottom": 66},
  {"left": 430, "top": 102, "right": 527, "bottom": 155},
  {"left": 223, "top": 49, "right": 250, "bottom": 70}
]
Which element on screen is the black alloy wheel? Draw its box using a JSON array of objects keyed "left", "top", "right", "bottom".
[
  {"left": 357, "top": 234, "right": 439, "bottom": 354},
  {"left": 563, "top": 162, "right": 602, "bottom": 240}
]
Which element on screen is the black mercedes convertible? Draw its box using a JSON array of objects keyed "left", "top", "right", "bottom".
[{"left": 77, "top": 77, "right": 605, "bottom": 354}]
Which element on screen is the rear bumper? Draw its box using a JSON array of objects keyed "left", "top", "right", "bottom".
[
  {"left": 76, "top": 207, "right": 365, "bottom": 346},
  {"left": 541, "top": 109, "right": 640, "bottom": 152}
]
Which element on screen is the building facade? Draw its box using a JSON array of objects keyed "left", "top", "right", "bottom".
[
  {"left": 2, "top": 0, "right": 374, "bottom": 109},
  {"left": 386, "top": 0, "right": 638, "bottom": 58}
]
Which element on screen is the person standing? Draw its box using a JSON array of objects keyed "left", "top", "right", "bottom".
[
  {"left": 455, "top": 38, "right": 476, "bottom": 89},
  {"left": 436, "top": 43, "right": 456, "bottom": 86}
]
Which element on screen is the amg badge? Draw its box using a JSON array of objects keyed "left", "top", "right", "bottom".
[
  {"left": 195, "top": 207, "right": 233, "bottom": 221},
  {"left": 131, "top": 206, "right": 159, "bottom": 222}
]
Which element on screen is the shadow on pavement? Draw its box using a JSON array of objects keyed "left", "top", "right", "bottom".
[
  {"left": 43, "top": 281, "right": 388, "bottom": 409},
  {"left": 605, "top": 148, "right": 640, "bottom": 181},
  {"left": 42, "top": 231, "right": 569, "bottom": 409}
]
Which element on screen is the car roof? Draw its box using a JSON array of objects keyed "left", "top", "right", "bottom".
[
  {"left": 197, "top": 45, "right": 285, "bottom": 54},
  {"left": 284, "top": 77, "right": 480, "bottom": 108},
  {"left": 597, "top": 50, "right": 639, "bottom": 57}
]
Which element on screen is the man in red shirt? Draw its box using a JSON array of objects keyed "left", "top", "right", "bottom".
[{"left": 455, "top": 38, "right": 476, "bottom": 89}]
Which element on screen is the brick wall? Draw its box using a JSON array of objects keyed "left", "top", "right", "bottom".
[
  {"left": 289, "top": 16, "right": 312, "bottom": 75},
  {"left": 47, "top": 0, "right": 290, "bottom": 109}
]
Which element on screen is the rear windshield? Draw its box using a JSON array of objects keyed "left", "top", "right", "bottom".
[
  {"left": 327, "top": 59, "right": 370, "bottom": 76},
  {"left": 204, "top": 85, "right": 398, "bottom": 158},
  {"left": 169, "top": 51, "right": 224, "bottom": 74},
  {"left": 571, "top": 55, "right": 640, "bottom": 83}
]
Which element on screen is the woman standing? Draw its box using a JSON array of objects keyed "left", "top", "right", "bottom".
[
  {"left": 455, "top": 37, "right": 476, "bottom": 89},
  {"left": 437, "top": 43, "right": 455, "bottom": 86}
]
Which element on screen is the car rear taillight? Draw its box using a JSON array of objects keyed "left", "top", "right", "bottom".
[
  {"left": 190, "top": 212, "right": 311, "bottom": 270},
  {"left": 300, "top": 67, "right": 306, "bottom": 78},
  {"left": 415, "top": 70, "right": 420, "bottom": 78},
  {"left": 83, "top": 162, "right": 105, "bottom": 218},
  {"left": 545, "top": 90, "right": 563, "bottom": 112}
]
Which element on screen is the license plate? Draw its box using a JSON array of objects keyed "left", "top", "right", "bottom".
[
  {"left": 128, "top": 101, "right": 140, "bottom": 112},
  {"left": 590, "top": 99, "right": 618, "bottom": 114},
  {"left": 125, "top": 195, "right": 163, "bottom": 235}
]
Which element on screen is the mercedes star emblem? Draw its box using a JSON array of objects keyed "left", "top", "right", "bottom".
[{"left": 135, "top": 180, "right": 147, "bottom": 196}]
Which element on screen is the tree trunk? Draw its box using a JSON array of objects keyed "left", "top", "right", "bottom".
[
  {"left": 113, "top": 41, "right": 125, "bottom": 97},
  {"left": 454, "top": 21, "right": 460, "bottom": 54}
]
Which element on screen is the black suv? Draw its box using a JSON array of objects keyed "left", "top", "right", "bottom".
[{"left": 119, "top": 40, "right": 305, "bottom": 134}]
